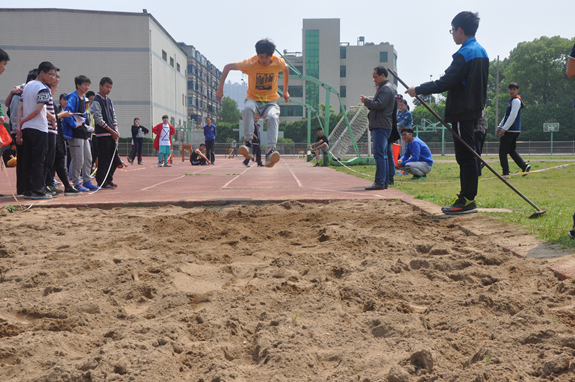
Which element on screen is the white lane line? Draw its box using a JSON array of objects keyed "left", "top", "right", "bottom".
[
  {"left": 222, "top": 166, "right": 251, "bottom": 189},
  {"left": 284, "top": 161, "right": 303, "bottom": 188},
  {"left": 140, "top": 164, "right": 221, "bottom": 191},
  {"left": 141, "top": 175, "right": 186, "bottom": 191}
]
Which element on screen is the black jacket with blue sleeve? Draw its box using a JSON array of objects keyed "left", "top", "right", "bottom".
[{"left": 416, "top": 37, "right": 489, "bottom": 123}]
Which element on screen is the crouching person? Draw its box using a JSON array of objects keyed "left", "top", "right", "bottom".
[
  {"left": 190, "top": 143, "right": 212, "bottom": 166},
  {"left": 397, "top": 128, "right": 433, "bottom": 180}
]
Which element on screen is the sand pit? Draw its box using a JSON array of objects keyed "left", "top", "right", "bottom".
[{"left": 1, "top": 200, "right": 575, "bottom": 381}]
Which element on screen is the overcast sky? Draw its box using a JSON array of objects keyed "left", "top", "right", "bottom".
[{"left": 5, "top": 0, "right": 574, "bottom": 107}]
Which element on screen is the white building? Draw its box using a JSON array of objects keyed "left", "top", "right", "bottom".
[
  {"left": 0, "top": 8, "right": 188, "bottom": 136},
  {"left": 280, "top": 18, "right": 398, "bottom": 123},
  {"left": 223, "top": 80, "right": 249, "bottom": 111},
  {"left": 178, "top": 43, "right": 221, "bottom": 125}
]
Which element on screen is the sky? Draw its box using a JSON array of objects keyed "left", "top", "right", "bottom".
[{"left": 3, "top": 0, "right": 574, "bottom": 108}]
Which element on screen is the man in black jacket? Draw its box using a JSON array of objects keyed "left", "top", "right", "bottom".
[
  {"left": 91, "top": 77, "right": 120, "bottom": 189},
  {"left": 128, "top": 118, "right": 149, "bottom": 165},
  {"left": 406, "top": 11, "right": 488, "bottom": 215},
  {"left": 361, "top": 66, "right": 397, "bottom": 190}
]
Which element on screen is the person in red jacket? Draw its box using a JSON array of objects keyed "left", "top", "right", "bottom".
[{"left": 152, "top": 115, "right": 175, "bottom": 167}]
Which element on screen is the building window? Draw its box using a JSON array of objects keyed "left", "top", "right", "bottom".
[
  {"left": 340, "top": 46, "right": 346, "bottom": 59},
  {"left": 380, "top": 52, "right": 388, "bottom": 62},
  {"left": 188, "top": 81, "right": 194, "bottom": 89},
  {"left": 278, "top": 85, "right": 303, "bottom": 98},
  {"left": 170, "top": 117, "right": 175, "bottom": 126},
  {"left": 340, "top": 86, "right": 346, "bottom": 98},
  {"left": 280, "top": 105, "right": 303, "bottom": 117},
  {"left": 188, "top": 96, "right": 194, "bottom": 105},
  {"left": 177, "top": 63, "right": 181, "bottom": 72},
  {"left": 340, "top": 66, "right": 346, "bottom": 78},
  {"left": 187, "top": 64, "right": 193, "bottom": 73},
  {"left": 305, "top": 29, "right": 320, "bottom": 110},
  {"left": 162, "top": 50, "right": 167, "bottom": 61},
  {"left": 170, "top": 57, "right": 174, "bottom": 67},
  {"left": 182, "top": 94, "right": 185, "bottom": 106},
  {"left": 394, "top": 53, "right": 398, "bottom": 67}
]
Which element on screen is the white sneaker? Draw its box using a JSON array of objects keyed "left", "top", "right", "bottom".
[
  {"left": 238, "top": 143, "right": 253, "bottom": 159},
  {"left": 265, "top": 149, "right": 280, "bottom": 168}
]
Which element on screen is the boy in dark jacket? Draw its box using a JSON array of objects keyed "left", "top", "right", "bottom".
[
  {"left": 128, "top": 118, "right": 149, "bottom": 165},
  {"left": 406, "top": 11, "right": 488, "bottom": 215}
]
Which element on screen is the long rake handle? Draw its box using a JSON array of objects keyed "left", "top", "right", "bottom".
[{"left": 388, "top": 69, "right": 544, "bottom": 214}]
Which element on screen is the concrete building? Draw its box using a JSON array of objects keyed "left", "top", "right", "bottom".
[
  {"left": 280, "top": 18, "right": 397, "bottom": 123},
  {"left": 178, "top": 43, "right": 221, "bottom": 126},
  {"left": 0, "top": 8, "right": 188, "bottom": 137}
]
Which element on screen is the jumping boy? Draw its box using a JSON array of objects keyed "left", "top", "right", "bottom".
[{"left": 216, "top": 39, "right": 289, "bottom": 168}]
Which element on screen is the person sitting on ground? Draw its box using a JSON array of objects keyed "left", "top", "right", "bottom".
[
  {"left": 3, "top": 143, "right": 17, "bottom": 167},
  {"left": 243, "top": 114, "right": 263, "bottom": 168},
  {"left": 397, "top": 128, "right": 433, "bottom": 180},
  {"left": 309, "top": 127, "right": 329, "bottom": 167},
  {"left": 190, "top": 143, "right": 212, "bottom": 166}
]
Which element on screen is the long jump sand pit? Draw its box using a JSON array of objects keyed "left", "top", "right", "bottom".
[{"left": 1, "top": 200, "right": 575, "bottom": 382}]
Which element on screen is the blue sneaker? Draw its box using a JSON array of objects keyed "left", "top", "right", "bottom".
[
  {"left": 83, "top": 182, "right": 99, "bottom": 191},
  {"left": 75, "top": 184, "right": 89, "bottom": 192}
]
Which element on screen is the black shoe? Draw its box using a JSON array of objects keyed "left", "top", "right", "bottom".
[
  {"left": 522, "top": 164, "right": 531, "bottom": 176},
  {"left": 389, "top": 178, "right": 394, "bottom": 185},
  {"left": 25, "top": 193, "right": 52, "bottom": 200},
  {"left": 257, "top": 164, "right": 264, "bottom": 167},
  {"left": 243, "top": 163, "right": 250, "bottom": 168},
  {"left": 365, "top": 183, "right": 385, "bottom": 191},
  {"left": 313, "top": 163, "right": 320, "bottom": 167},
  {"left": 45, "top": 186, "right": 58, "bottom": 197},
  {"left": 64, "top": 187, "right": 82, "bottom": 196},
  {"left": 442, "top": 194, "right": 477, "bottom": 215},
  {"left": 569, "top": 230, "right": 575, "bottom": 239}
]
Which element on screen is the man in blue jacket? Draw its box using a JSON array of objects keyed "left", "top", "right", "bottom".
[
  {"left": 397, "top": 128, "right": 433, "bottom": 180},
  {"left": 203, "top": 117, "right": 216, "bottom": 164},
  {"left": 62, "top": 75, "right": 96, "bottom": 192},
  {"left": 406, "top": 11, "right": 488, "bottom": 215}
]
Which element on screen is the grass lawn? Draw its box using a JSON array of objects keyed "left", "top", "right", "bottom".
[{"left": 331, "top": 155, "right": 575, "bottom": 248}]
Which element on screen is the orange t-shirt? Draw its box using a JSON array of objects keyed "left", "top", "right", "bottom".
[{"left": 236, "top": 55, "right": 287, "bottom": 102}]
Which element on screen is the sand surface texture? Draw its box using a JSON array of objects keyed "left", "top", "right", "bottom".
[{"left": 1, "top": 200, "right": 574, "bottom": 381}]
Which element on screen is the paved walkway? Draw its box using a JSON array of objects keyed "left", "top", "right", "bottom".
[
  {"left": 1, "top": 156, "right": 573, "bottom": 280},
  {"left": 0, "top": 156, "right": 436, "bottom": 209}
]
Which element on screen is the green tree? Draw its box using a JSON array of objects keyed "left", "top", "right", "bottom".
[
  {"left": 217, "top": 97, "right": 242, "bottom": 123},
  {"left": 496, "top": 36, "right": 575, "bottom": 141}
]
